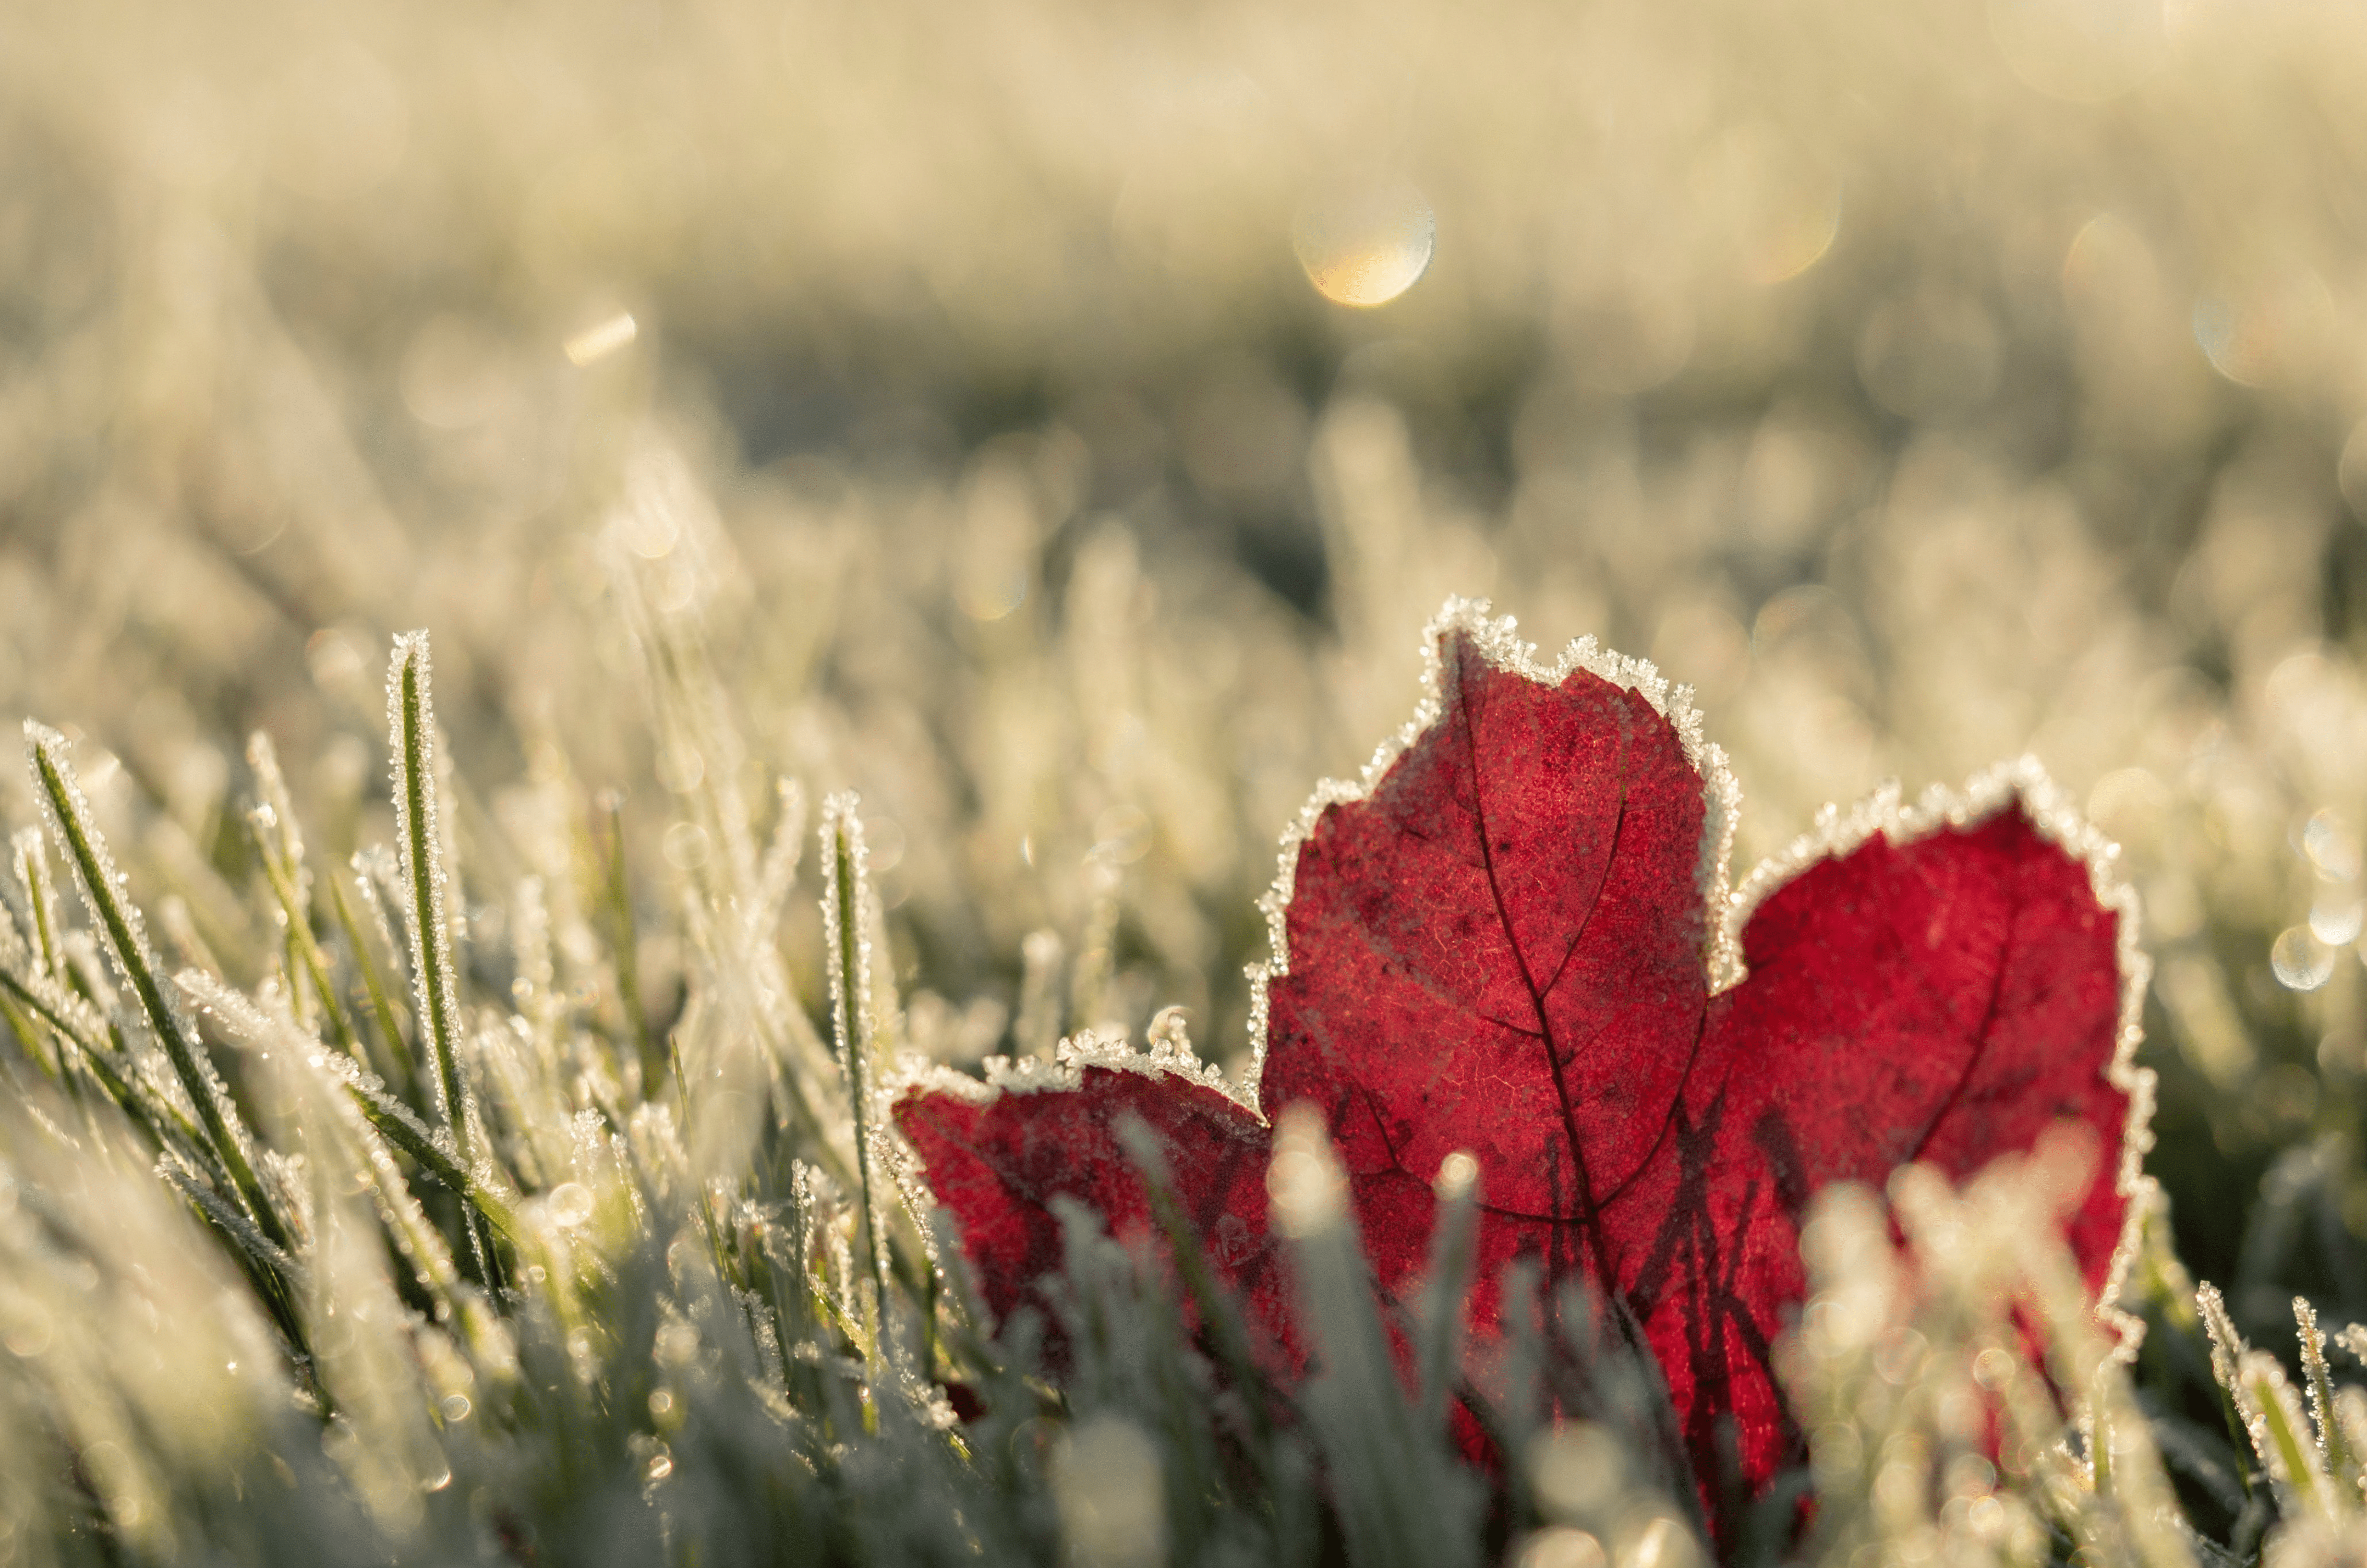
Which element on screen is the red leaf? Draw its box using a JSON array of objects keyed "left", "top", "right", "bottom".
[{"left": 892, "top": 600, "right": 2152, "bottom": 1508}]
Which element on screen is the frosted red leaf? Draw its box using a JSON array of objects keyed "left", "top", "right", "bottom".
[{"left": 892, "top": 599, "right": 2152, "bottom": 1510}]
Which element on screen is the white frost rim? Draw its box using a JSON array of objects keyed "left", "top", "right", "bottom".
[{"left": 893, "top": 596, "right": 2158, "bottom": 1332}]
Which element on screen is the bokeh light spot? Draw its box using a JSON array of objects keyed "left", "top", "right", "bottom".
[
  {"left": 1701, "top": 127, "right": 1841, "bottom": 285},
  {"left": 2272, "top": 927, "right": 2336, "bottom": 992},
  {"left": 2339, "top": 417, "right": 2367, "bottom": 521},
  {"left": 2310, "top": 896, "right": 2363, "bottom": 946},
  {"left": 1293, "top": 179, "right": 1435, "bottom": 308},
  {"left": 1988, "top": 0, "right": 2167, "bottom": 103},
  {"left": 2193, "top": 271, "right": 2334, "bottom": 387},
  {"left": 2305, "top": 808, "right": 2362, "bottom": 882},
  {"left": 564, "top": 311, "right": 638, "bottom": 366},
  {"left": 1517, "top": 1527, "right": 1607, "bottom": 1568}
]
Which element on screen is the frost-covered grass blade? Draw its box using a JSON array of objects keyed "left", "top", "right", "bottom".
[{"left": 385, "top": 634, "right": 506, "bottom": 1288}]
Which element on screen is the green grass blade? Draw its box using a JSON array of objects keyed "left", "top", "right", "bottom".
[
  {"left": 386, "top": 636, "right": 470, "bottom": 1148},
  {"left": 386, "top": 633, "right": 505, "bottom": 1290},
  {"left": 822, "top": 792, "right": 890, "bottom": 1319},
  {"left": 176, "top": 967, "right": 518, "bottom": 1241},
  {"left": 1269, "top": 1105, "right": 1479, "bottom": 1568},
  {"left": 1415, "top": 1150, "right": 1479, "bottom": 1434},
  {"left": 2294, "top": 1297, "right": 2361, "bottom": 1507},
  {"left": 599, "top": 791, "right": 662, "bottom": 1090},
  {"left": 0, "top": 991, "right": 55, "bottom": 1083},
  {"left": 0, "top": 904, "right": 63, "bottom": 1083},
  {"left": 11, "top": 826, "right": 66, "bottom": 987},
  {"left": 1115, "top": 1112, "right": 1282, "bottom": 1456},
  {"left": 154, "top": 1150, "right": 312, "bottom": 1359},
  {"left": 325, "top": 861, "right": 417, "bottom": 1102},
  {"left": 0, "top": 964, "right": 194, "bottom": 1154},
  {"left": 23, "top": 722, "right": 295, "bottom": 1257},
  {"left": 246, "top": 807, "right": 362, "bottom": 1060},
  {"left": 2248, "top": 1352, "right": 2329, "bottom": 1519}
]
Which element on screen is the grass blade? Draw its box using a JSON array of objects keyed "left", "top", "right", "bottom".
[
  {"left": 385, "top": 632, "right": 504, "bottom": 1289},
  {"left": 175, "top": 968, "right": 518, "bottom": 1240},
  {"left": 246, "top": 804, "right": 363, "bottom": 1060},
  {"left": 1115, "top": 1112, "right": 1282, "bottom": 1457},
  {"left": 598, "top": 790, "right": 662, "bottom": 1090},
  {"left": 1268, "top": 1105, "right": 1478, "bottom": 1568},
  {"left": 822, "top": 792, "right": 890, "bottom": 1319},
  {"left": 1415, "top": 1150, "right": 1479, "bottom": 1435},
  {"left": 0, "top": 962, "right": 198, "bottom": 1152},
  {"left": 2294, "top": 1297, "right": 2360, "bottom": 1509},
  {"left": 326, "top": 860, "right": 417, "bottom": 1102},
  {"left": 12, "top": 826, "right": 66, "bottom": 987},
  {"left": 23, "top": 722, "right": 295, "bottom": 1257}
]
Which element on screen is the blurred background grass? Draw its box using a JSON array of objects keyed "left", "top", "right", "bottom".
[{"left": 5, "top": 0, "right": 2367, "bottom": 1350}]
